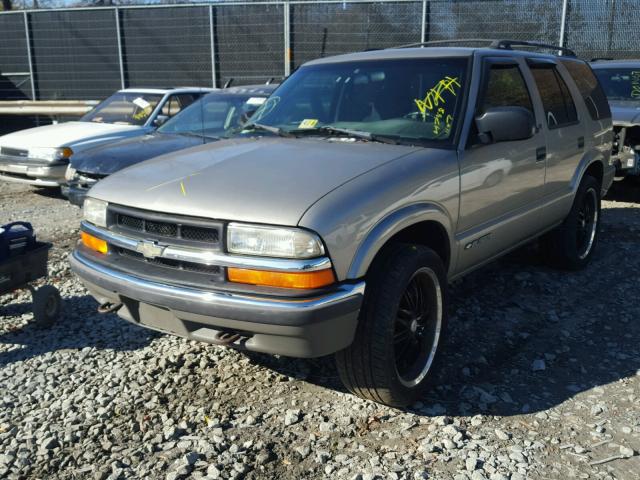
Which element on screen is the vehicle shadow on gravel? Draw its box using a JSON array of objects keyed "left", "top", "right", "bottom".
[
  {"left": 0, "top": 293, "right": 158, "bottom": 367},
  {"left": 30, "top": 186, "right": 66, "bottom": 200},
  {"left": 244, "top": 209, "right": 640, "bottom": 417}
]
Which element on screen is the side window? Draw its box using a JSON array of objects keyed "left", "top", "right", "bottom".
[
  {"left": 561, "top": 60, "right": 611, "bottom": 120},
  {"left": 529, "top": 64, "right": 578, "bottom": 129},
  {"left": 480, "top": 64, "right": 534, "bottom": 114}
]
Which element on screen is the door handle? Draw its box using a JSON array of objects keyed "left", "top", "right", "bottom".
[
  {"left": 536, "top": 146, "right": 546, "bottom": 162},
  {"left": 577, "top": 136, "right": 585, "bottom": 149}
]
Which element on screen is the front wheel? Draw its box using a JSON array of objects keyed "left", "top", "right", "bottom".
[
  {"left": 542, "top": 175, "right": 601, "bottom": 270},
  {"left": 335, "top": 244, "right": 447, "bottom": 407}
]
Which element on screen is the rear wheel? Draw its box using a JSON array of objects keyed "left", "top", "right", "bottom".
[
  {"left": 335, "top": 244, "right": 447, "bottom": 407},
  {"left": 542, "top": 175, "right": 600, "bottom": 270}
]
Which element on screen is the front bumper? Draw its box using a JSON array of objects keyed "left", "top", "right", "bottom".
[
  {"left": 0, "top": 156, "right": 67, "bottom": 187},
  {"left": 70, "top": 249, "right": 364, "bottom": 358}
]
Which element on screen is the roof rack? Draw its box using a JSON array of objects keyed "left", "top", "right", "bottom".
[
  {"left": 490, "top": 40, "right": 576, "bottom": 57},
  {"left": 393, "top": 39, "right": 497, "bottom": 49},
  {"left": 391, "top": 39, "right": 576, "bottom": 57}
]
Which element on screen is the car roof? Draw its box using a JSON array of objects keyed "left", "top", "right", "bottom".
[
  {"left": 304, "top": 46, "right": 573, "bottom": 66},
  {"left": 117, "top": 87, "right": 216, "bottom": 95},
  {"left": 590, "top": 59, "right": 640, "bottom": 69}
]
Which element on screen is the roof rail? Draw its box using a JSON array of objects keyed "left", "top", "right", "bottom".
[
  {"left": 392, "top": 39, "right": 496, "bottom": 49},
  {"left": 391, "top": 39, "right": 576, "bottom": 58},
  {"left": 490, "top": 40, "right": 576, "bottom": 57},
  {"left": 590, "top": 57, "right": 614, "bottom": 62}
]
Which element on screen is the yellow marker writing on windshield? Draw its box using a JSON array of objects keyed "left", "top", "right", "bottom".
[
  {"left": 632, "top": 71, "right": 640, "bottom": 99},
  {"left": 414, "top": 76, "right": 461, "bottom": 122}
]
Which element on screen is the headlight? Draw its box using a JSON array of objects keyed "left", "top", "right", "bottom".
[
  {"left": 227, "top": 223, "right": 325, "bottom": 259},
  {"left": 28, "top": 147, "right": 73, "bottom": 162},
  {"left": 83, "top": 197, "right": 108, "bottom": 228}
]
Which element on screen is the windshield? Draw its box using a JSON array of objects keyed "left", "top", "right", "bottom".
[
  {"left": 158, "top": 93, "right": 267, "bottom": 137},
  {"left": 81, "top": 92, "right": 164, "bottom": 125},
  {"left": 593, "top": 68, "right": 640, "bottom": 102},
  {"left": 242, "top": 58, "right": 468, "bottom": 146}
]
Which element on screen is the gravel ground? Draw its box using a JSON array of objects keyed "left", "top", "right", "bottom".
[{"left": 1, "top": 181, "right": 639, "bottom": 480}]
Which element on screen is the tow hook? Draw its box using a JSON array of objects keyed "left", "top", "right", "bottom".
[
  {"left": 212, "top": 331, "right": 242, "bottom": 346},
  {"left": 97, "top": 302, "right": 122, "bottom": 314}
]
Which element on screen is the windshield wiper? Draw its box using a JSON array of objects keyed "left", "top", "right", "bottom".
[
  {"left": 242, "top": 122, "right": 294, "bottom": 138},
  {"left": 291, "top": 126, "right": 406, "bottom": 145}
]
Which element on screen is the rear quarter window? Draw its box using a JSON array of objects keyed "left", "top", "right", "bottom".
[{"left": 561, "top": 60, "right": 611, "bottom": 121}]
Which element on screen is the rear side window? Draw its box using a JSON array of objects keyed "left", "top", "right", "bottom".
[
  {"left": 561, "top": 60, "right": 611, "bottom": 120},
  {"left": 480, "top": 64, "right": 533, "bottom": 114},
  {"left": 529, "top": 64, "right": 578, "bottom": 129}
]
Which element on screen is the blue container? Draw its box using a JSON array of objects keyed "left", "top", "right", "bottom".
[{"left": 0, "top": 222, "right": 36, "bottom": 262}]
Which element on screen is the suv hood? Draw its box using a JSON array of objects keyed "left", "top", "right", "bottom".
[
  {"left": 71, "top": 133, "right": 204, "bottom": 175},
  {"left": 0, "top": 121, "right": 142, "bottom": 149},
  {"left": 610, "top": 102, "right": 640, "bottom": 126},
  {"left": 90, "top": 136, "right": 420, "bottom": 225}
]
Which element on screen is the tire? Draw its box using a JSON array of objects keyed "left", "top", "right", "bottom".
[
  {"left": 542, "top": 175, "right": 601, "bottom": 270},
  {"left": 32, "top": 285, "right": 62, "bottom": 327},
  {"left": 335, "top": 244, "right": 448, "bottom": 407}
]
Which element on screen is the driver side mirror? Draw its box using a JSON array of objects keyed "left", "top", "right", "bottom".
[
  {"left": 154, "top": 114, "right": 169, "bottom": 127},
  {"left": 475, "top": 106, "right": 535, "bottom": 144}
]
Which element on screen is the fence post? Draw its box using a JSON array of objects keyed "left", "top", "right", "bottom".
[
  {"left": 209, "top": 5, "right": 217, "bottom": 88},
  {"left": 421, "top": 0, "right": 427, "bottom": 43},
  {"left": 23, "top": 11, "right": 36, "bottom": 100},
  {"left": 284, "top": 1, "right": 291, "bottom": 77},
  {"left": 114, "top": 8, "right": 125, "bottom": 89},
  {"left": 559, "top": 0, "right": 568, "bottom": 47}
]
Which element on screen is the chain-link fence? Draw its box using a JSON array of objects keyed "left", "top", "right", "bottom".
[{"left": 0, "top": 0, "right": 639, "bottom": 101}]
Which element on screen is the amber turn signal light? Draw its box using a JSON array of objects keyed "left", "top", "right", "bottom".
[
  {"left": 227, "top": 267, "right": 335, "bottom": 289},
  {"left": 81, "top": 231, "right": 108, "bottom": 254}
]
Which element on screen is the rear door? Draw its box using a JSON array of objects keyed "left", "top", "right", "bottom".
[{"left": 527, "top": 59, "right": 584, "bottom": 197}]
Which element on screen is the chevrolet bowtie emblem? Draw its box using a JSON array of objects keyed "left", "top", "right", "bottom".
[{"left": 136, "top": 240, "right": 165, "bottom": 259}]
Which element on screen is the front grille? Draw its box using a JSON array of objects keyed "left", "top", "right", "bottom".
[
  {"left": 144, "top": 218, "right": 177, "bottom": 237},
  {"left": 106, "top": 204, "right": 224, "bottom": 284},
  {"left": 0, "top": 147, "right": 28, "bottom": 158},
  {"left": 114, "top": 210, "right": 220, "bottom": 245},
  {"left": 181, "top": 225, "right": 218, "bottom": 243},
  {"left": 118, "top": 247, "right": 223, "bottom": 276}
]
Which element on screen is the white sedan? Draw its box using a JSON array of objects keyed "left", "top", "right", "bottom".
[{"left": 0, "top": 87, "right": 211, "bottom": 187}]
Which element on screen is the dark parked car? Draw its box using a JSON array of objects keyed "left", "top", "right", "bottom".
[{"left": 63, "top": 85, "right": 276, "bottom": 206}]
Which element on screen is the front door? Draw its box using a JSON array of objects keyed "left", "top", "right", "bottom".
[{"left": 456, "top": 57, "right": 546, "bottom": 273}]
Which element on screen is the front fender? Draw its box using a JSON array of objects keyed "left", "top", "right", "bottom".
[{"left": 346, "top": 203, "right": 455, "bottom": 279}]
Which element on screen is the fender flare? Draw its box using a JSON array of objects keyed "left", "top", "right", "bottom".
[
  {"left": 570, "top": 151, "right": 607, "bottom": 194},
  {"left": 346, "top": 202, "right": 455, "bottom": 280}
]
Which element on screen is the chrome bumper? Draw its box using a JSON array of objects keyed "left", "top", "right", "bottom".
[
  {"left": 70, "top": 249, "right": 365, "bottom": 357},
  {"left": 0, "top": 156, "right": 67, "bottom": 186}
]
